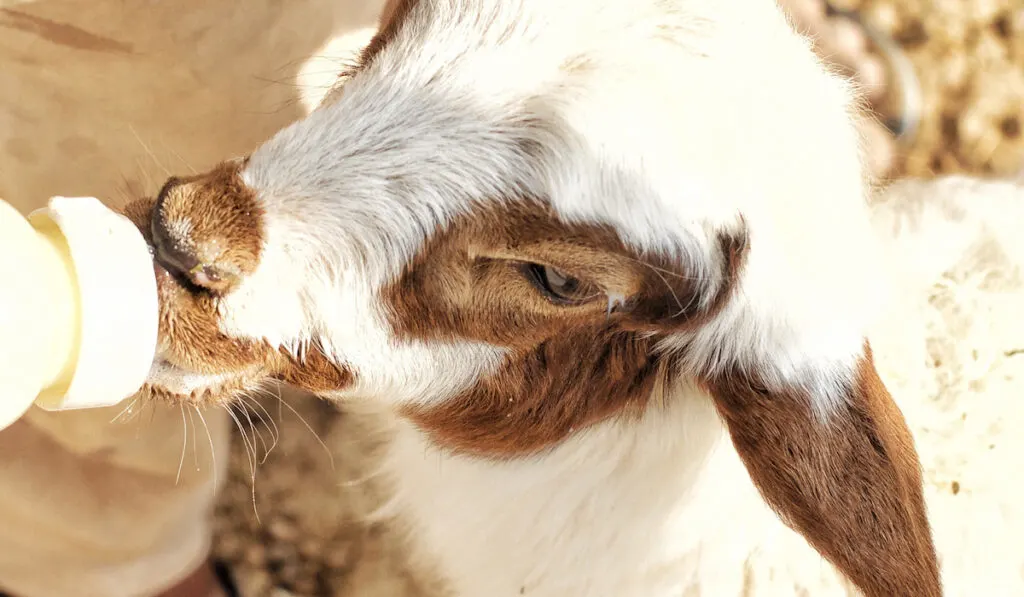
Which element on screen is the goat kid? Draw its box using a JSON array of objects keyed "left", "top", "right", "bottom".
[{"left": 126, "top": 0, "right": 941, "bottom": 595}]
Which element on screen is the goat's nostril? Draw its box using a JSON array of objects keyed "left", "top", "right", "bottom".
[
  {"left": 150, "top": 180, "right": 243, "bottom": 295},
  {"left": 147, "top": 160, "right": 263, "bottom": 295},
  {"left": 151, "top": 223, "right": 240, "bottom": 294},
  {"left": 151, "top": 220, "right": 198, "bottom": 278}
]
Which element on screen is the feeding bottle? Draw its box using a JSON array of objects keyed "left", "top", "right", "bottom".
[{"left": 0, "top": 196, "right": 158, "bottom": 431}]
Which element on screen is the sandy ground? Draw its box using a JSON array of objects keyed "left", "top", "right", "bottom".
[
  {"left": 853, "top": 0, "right": 1024, "bottom": 177},
  {"left": 211, "top": 396, "right": 429, "bottom": 597}
]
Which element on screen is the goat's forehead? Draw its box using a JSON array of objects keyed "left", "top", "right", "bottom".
[
  {"left": 246, "top": 0, "right": 722, "bottom": 206},
  {"left": 242, "top": 77, "right": 700, "bottom": 257},
  {"left": 241, "top": 0, "right": 858, "bottom": 282}
]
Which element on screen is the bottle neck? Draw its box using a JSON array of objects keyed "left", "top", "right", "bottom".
[
  {"left": 28, "top": 216, "right": 82, "bottom": 407},
  {"left": 28, "top": 197, "right": 159, "bottom": 412},
  {"left": 0, "top": 199, "right": 80, "bottom": 430}
]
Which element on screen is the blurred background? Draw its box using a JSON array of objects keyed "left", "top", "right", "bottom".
[{"left": 780, "top": 0, "right": 1024, "bottom": 181}]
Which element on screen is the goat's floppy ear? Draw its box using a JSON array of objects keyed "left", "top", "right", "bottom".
[{"left": 703, "top": 343, "right": 941, "bottom": 597}]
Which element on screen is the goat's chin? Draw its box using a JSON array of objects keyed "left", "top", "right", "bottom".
[{"left": 140, "top": 358, "right": 256, "bottom": 406}]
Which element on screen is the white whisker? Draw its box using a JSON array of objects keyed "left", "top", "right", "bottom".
[
  {"left": 110, "top": 396, "right": 140, "bottom": 424},
  {"left": 193, "top": 405, "right": 219, "bottom": 493},
  {"left": 128, "top": 124, "right": 171, "bottom": 177},
  {"left": 186, "top": 406, "right": 199, "bottom": 471},
  {"left": 226, "top": 406, "right": 260, "bottom": 523},
  {"left": 276, "top": 394, "right": 335, "bottom": 472},
  {"left": 175, "top": 405, "right": 187, "bottom": 485}
]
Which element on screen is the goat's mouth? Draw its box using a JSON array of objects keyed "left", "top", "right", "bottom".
[{"left": 142, "top": 357, "right": 255, "bottom": 405}]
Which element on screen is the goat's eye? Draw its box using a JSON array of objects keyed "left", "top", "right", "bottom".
[{"left": 520, "top": 263, "right": 598, "bottom": 305}]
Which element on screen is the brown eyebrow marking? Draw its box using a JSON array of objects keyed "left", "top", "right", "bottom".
[{"left": 382, "top": 198, "right": 749, "bottom": 457}]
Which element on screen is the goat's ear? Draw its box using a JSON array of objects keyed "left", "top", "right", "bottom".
[
  {"left": 703, "top": 343, "right": 942, "bottom": 597},
  {"left": 361, "top": 0, "right": 416, "bottom": 64},
  {"left": 378, "top": 0, "right": 407, "bottom": 27}
]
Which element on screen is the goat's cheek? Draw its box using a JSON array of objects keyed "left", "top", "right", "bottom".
[{"left": 151, "top": 273, "right": 272, "bottom": 373}]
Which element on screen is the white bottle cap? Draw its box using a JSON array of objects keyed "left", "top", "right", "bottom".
[{"left": 29, "top": 197, "right": 159, "bottom": 411}]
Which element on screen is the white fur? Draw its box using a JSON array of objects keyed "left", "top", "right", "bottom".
[
  {"left": 385, "top": 380, "right": 737, "bottom": 596},
  {"left": 174, "top": 0, "right": 894, "bottom": 594},
  {"left": 226, "top": 0, "right": 879, "bottom": 410}
]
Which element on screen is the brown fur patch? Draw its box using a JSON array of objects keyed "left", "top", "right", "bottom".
[
  {"left": 704, "top": 343, "right": 941, "bottom": 597},
  {"left": 275, "top": 343, "right": 354, "bottom": 395},
  {"left": 151, "top": 159, "right": 262, "bottom": 295},
  {"left": 385, "top": 199, "right": 748, "bottom": 458},
  {"left": 123, "top": 195, "right": 354, "bottom": 404}
]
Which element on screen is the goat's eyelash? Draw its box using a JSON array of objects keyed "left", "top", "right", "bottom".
[{"left": 517, "top": 261, "right": 605, "bottom": 306}]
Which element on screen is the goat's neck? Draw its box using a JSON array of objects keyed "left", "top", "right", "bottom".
[{"left": 382, "top": 381, "right": 768, "bottom": 596}]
